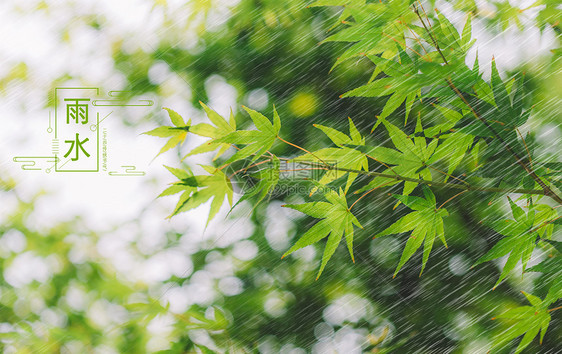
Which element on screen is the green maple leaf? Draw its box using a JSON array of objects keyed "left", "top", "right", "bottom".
[
  {"left": 422, "top": 104, "right": 474, "bottom": 180},
  {"left": 144, "top": 108, "right": 192, "bottom": 158},
  {"left": 427, "top": 137, "right": 473, "bottom": 182},
  {"left": 339, "top": 11, "right": 476, "bottom": 125},
  {"left": 343, "top": 48, "right": 470, "bottom": 124},
  {"left": 316, "top": 1, "right": 478, "bottom": 127},
  {"left": 431, "top": 10, "right": 475, "bottom": 60},
  {"left": 282, "top": 187, "right": 362, "bottom": 279},
  {"left": 182, "top": 101, "right": 236, "bottom": 161},
  {"left": 292, "top": 118, "right": 367, "bottom": 194},
  {"left": 473, "top": 198, "right": 540, "bottom": 289},
  {"left": 213, "top": 105, "right": 280, "bottom": 166},
  {"left": 451, "top": 61, "right": 529, "bottom": 148},
  {"left": 492, "top": 1, "right": 525, "bottom": 31},
  {"left": 230, "top": 156, "right": 280, "bottom": 210},
  {"left": 341, "top": 56, "right": 422, "bottom": 123},
  {"left": 356, "top": 117, "right": 434, "bottom": 197},
  {"left": 526, "top": 239, "right": 562, "bottom": 307},
  {"left": 530, "top": 204, "right": 558, "bottom": 239},
  {"left": 375, "top": 186, "right": 448, "bottom": 277},
  {"left": 313, "top": 1, "right": 427, "bottom": 113},
  {"left": 145, "top": 104, "right": 238, "bottom": 160},
  {"left": 309, "top": 0, "right": 367, "bottom": 31},
  {"left": 313, "top": 117, "right": 364, "bottom": 147},
  {"left": 313, "top": 0, "right": 407, "bottom": 70},
  {"left": 489, "top": 59, "right": 530, "bottom": 129},
  {"left": 490, "top": 292, "right": 552, "bottom": 354},
  {"left": 165, "top": 165, "right": 233, "bottom": 226},
  {"left": 157, "top": 165, "right": 198, "bottom": 199}
]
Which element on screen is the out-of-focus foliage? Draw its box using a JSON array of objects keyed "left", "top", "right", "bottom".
[
  {"left": 150, "top": 0, "right": 562, "bottom": 352},
  {"left": 0, "top": 174, "right": 236, "bottom": 352}
]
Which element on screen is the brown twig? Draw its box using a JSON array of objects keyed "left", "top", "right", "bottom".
[
  {"left": 277, "top": 135, "right": 329, "bottom": 166},
  {"left": 437, "top": 190, "right": 468, "bottom": 210},
  {"left": 349, "top": 180, "right": 397, "bottom": 211}
]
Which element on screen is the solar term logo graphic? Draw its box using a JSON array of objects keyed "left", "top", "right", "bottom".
[{"left": 13, "top": 88, "right": 154, "bottom": 176}]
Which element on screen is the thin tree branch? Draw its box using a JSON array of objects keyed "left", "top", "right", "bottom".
[
  {"left": 413, "top": 5, "right": 448, "bottom": 64},
  {"left": 412, "top": 4, "right": 562, "bottom": 205},
  {"left": 445, "top": 78, "right": 562, "bottom": 204}
]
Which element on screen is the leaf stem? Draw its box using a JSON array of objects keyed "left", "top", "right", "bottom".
[
  {"left": 277, "top": 135, "right": 329, "bottom": 166},
  {"left": 365, "top": 154, "right": 401, "bottom": 177},
  {"left": 426, "top": 164, "right": 470, "bottom": 186},
  {"left": 381, "top": 31, "right": 424, "bottom": 58},
  {"left": 437, "top": 190, "right": 468, "bottom": 210},
  {"left": 228, "top": 158, "right": 272, "bottom": 179},
  {"left": 530, "top": 215, "right": 562, "bottom": 234},
  {"left": 349, "top": 180, "right": 396, "bottom": 211},
  {"left": 516, "top": 127, "right": 534, "bottom": 170},
  {"left": 402, "top": 20, "right": 429, "bottom": 55}
]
